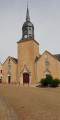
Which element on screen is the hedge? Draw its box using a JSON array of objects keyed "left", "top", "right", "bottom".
[
  {"left": 46, "top": 75, "right": 53, "bottom": 86},
  {"left": 40, "top": 75, "right": 60, "bottom": 87},
  {"left": 41, "top": 78, "right": 48, "bottom": 86},
  {"left": 52, "top": 78, "right": 60, "bottom": 87}
]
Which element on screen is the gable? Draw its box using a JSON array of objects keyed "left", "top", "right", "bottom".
[
  {"left": 3, "top": 56, "right": 17, "bottom": 66},
  {"left": 36, "top": 51, "right": 58, "bottom": 63}
]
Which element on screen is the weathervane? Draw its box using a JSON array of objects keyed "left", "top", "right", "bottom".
[
  {"left": 27, "top": 0, "right": 28, "bottom": 7},
  {"left": 27, "top": 0, "right": 29, "bottom": 7}
]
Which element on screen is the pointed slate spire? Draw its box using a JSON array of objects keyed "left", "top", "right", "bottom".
[
  {"left": 22, "top": 2, "right": 34, "bottom": 39},
  {"left": 26, "top": 3, "right": 30, "bottom": 22}
]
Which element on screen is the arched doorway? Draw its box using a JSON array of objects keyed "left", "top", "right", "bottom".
[
  {"left": 44, "top": 69, "right": 51, "bottom": 77},
  {"left": 0, "top": 77, "right": 2, "bottom": 83},
  {"left": 20, "top": 65, "right": 31, "bottom": 85},
  {"left": 8, "top": 76, "right": 11, "bottom": 84},
  {"left": 23, "top": 73, "right": 29, "bottom": 83}
]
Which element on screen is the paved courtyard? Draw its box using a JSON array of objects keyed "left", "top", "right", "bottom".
[
  {"left": 0, "top": 84, "right": 60, "bottom": 120},
  {"left": 0, "top": 95, "right": 20, "bottom": 120}
]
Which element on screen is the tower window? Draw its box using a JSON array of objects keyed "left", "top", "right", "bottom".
[
  {"left": 29, "top": 28, "right": 31, "bottom": 30},
  {"left": 25, "top": 28, "right": 27, "bottom": 30}
]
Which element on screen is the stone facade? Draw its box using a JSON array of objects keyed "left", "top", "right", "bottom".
[
  {"left": 0, "top": 62, "right": 2, "bottom": 83},
  {"left": 35, "top": 51, "right": 60, "bottom": 83},
  {"left": 2, "top": 57, "right": 17, "bottom": 84},
  {"left": 17, "top": 39, "right": 60, "bottom": 84},
  {"left": 2, "top": 48, "right": 60, "bottom": 84},
  {"left": 17, "top": 39, "right": 39, "bottom": 84}
]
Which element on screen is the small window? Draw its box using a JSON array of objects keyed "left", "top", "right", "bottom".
[
  {"left": 1, "top": 70, "right": 2, "bottom": 74},
  {"left": 9, "top": 59, "right": 10, "bottom": 62},
  {"left": 8, "top": 59, "right": 10, "bottom": 64},
  {"left": 29, "top": 28, "right": 31, "bottom": 30},
  {"left": 24, "top": 27, "right": 27, "bottom": 31}
]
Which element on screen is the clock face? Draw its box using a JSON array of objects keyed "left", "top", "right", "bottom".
[{"left": 24, "top": 35, "right": 27, "bottom": 38}]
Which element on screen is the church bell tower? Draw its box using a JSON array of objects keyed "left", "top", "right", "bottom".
[
  {"left": 22, "top": 4, "right": 34, "bottom": 39},
  {"left": 17, "top": 4, "right": 39, "bottom": 84}
]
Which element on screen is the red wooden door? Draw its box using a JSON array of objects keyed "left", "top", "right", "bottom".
[{"left": 23, "top": 73, "right": 29, "bottom": 83}]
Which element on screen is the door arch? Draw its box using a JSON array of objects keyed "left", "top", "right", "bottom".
[
  {"left": 0, "top": 77, "right": 2, "bottom": 83},
  {"left": 8, "top": 76, "right": 11, "bottom": 84},
  {"left": 7, "top": 74, "right": 11, "bottom": 84},
  {"left": 23, "top": 73, "right": 29, "bottom": 83}
]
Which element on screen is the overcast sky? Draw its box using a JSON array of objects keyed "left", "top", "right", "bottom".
[{"left": 0, "top": 0, "right": 60, "bottom": 63}]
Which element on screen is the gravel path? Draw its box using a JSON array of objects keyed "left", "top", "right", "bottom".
[{"left": 0, "top": 95, "right": 20, "bottom": 120}]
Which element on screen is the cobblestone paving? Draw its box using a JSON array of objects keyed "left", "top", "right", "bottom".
[{"left": 0, "top": 95, "right": 20, "bottom": 120}]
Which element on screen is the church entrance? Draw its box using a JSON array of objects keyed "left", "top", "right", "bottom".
[
  {"left": 8, "top": 76, "right": 11, "bottom": 84},
  {"left": 0, "top": 77, "right": 2, "bottom": 83},
  {"left": 23, "top": 73, "right": 29, "bottom": 83}
]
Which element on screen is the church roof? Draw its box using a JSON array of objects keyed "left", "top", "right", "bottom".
[
  {"left": 11, "top": 57, "right": 18, "bottom": 63},
  {"left": 0, "top": 62, "right": 2, "bottom": 65},
  {"left": 17, "top": 37, "right": 39, "bottom": 45},
  {"left": 35, "top": 51, "right": 60, "bottom": 62},
  {"left": 35, "top": 54, "right": 41, "bottom": 62},
  {"left": 22, "top": 21, "right": 34, "bottom": 29},
  {"left": 22, "top": 4, "right": 34, "bottom": 29},
  {"left": 54, "top": 54, "right": 60, "bottom": 62},
  {"left": 3, "top": 56, "right": 18, "bottom": 65}
]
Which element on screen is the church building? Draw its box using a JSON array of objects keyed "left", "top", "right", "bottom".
[
  {"left": 0, "top": 62, "right": 2, "bottom": 83},
  {"left": 2, "top": 5, "right": 60, "bottom": 84}
]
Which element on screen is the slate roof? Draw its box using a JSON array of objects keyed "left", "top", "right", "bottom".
[
  {"left": 35, "top": 54, "right": 41, "bottom": 62},
  {"left": 17, "top": 37, "right": 39, "bottom": 45},
  {"left": 35, "top": 52, "right": 60, "bottom": 63},
  {"left": 11, "top": 57, "right": 18, "bottom": 63},
  {"left": 54, "top": 54, "right": 60, "bottom": 62}
]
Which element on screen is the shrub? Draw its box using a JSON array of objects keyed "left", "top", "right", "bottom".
[
  {"left": 40, "top": 78, "right": 48, "bottom": 86},
  {"left": 40, "top": 76, "right": 60, "bottom": 88},
  {"left": 52, "top": 78, "right": 60, "bottom": 87},
  {"left": 46, "top": 75, "right": 53, "bottom": 86},
  {"left": 59, "top": 79, "right": 60, "bottom": 84}
]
